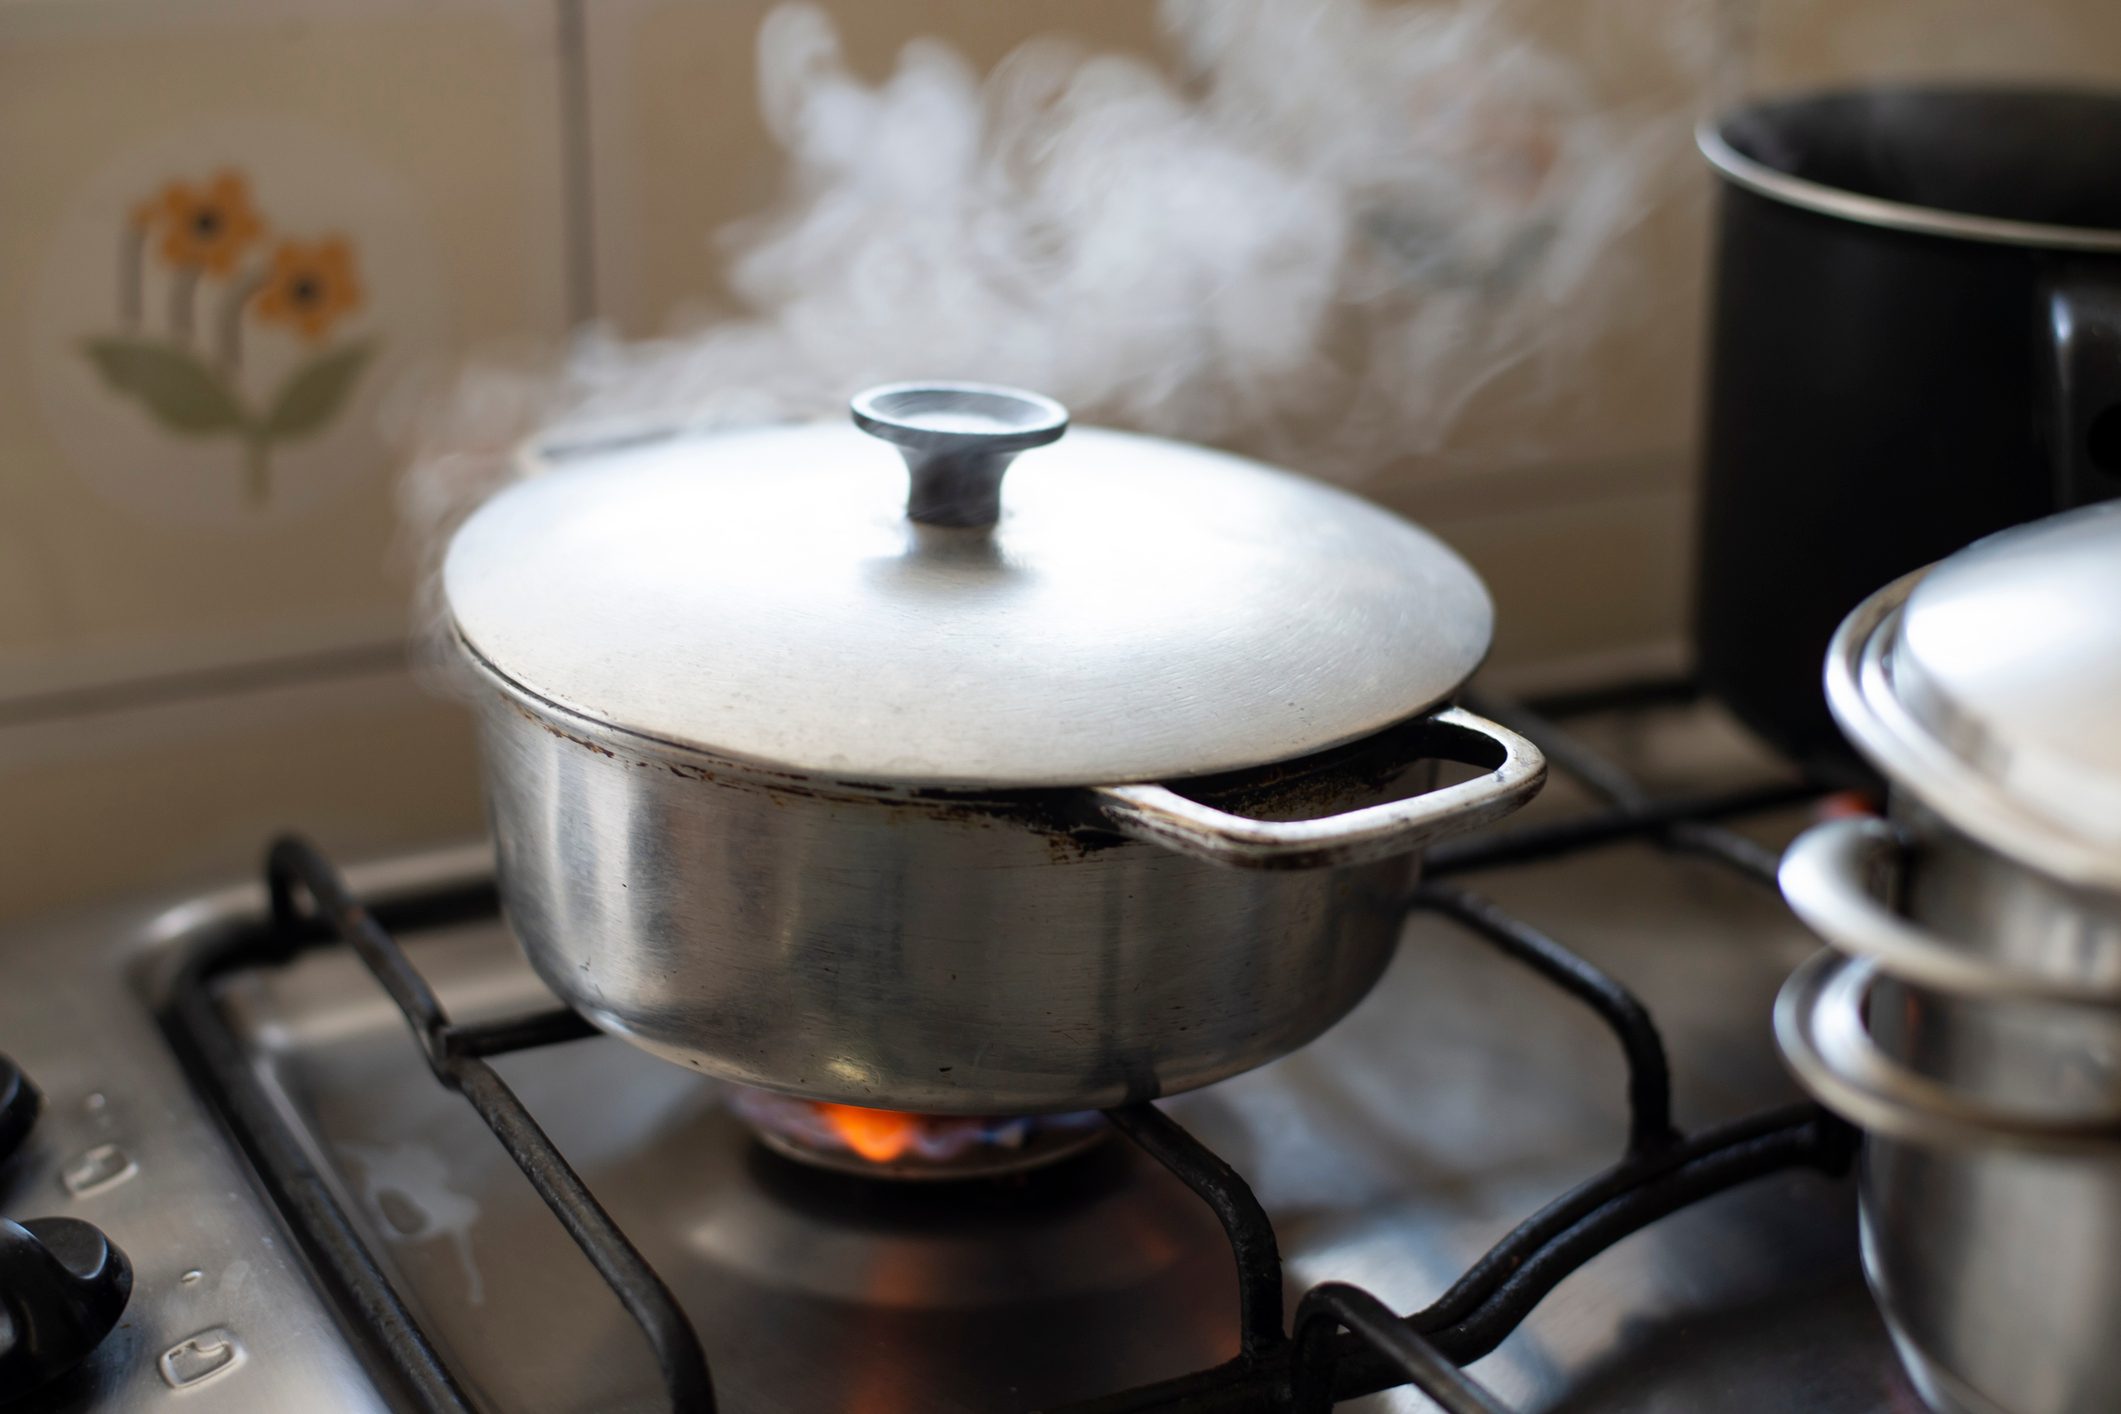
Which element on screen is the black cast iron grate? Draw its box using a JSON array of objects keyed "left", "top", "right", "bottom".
[{"left": 160, "top": 679, "right": 1857, "bottom": 1413}]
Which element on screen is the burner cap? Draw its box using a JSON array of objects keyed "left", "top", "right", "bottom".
[{"left": 730, "top": 1088, "right": 1105, "bottom": 1181}]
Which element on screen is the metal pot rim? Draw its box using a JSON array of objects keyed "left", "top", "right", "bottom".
[
  {"left": 464, "top": 639, "right": 1038, "bottom": 804},
  {"left": 1775, "top": 948, "right": 2121, "bottom": 1153},
  {"left": 464, "top": 634, "right": 1544, "bottom": 870},
  {"left": 1698, "top": 106, "right": 2121, "bottom": 254}
]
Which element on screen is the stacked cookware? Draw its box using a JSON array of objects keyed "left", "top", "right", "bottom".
[{"left": 1776, "top": 502, "right": 2121, "bottom": 1414}]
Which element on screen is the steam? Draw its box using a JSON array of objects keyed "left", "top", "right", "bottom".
[{"left": 400, "top": 0, "right": 1706, "bottom": 578}]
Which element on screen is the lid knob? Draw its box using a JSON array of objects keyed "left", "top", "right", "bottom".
[{"left": 851, "top": 383, "right": 1069, "bottom": 528}]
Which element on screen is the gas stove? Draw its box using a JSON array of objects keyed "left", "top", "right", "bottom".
[{"left": 0, "top": 684, "right": 1921, "bottom": 1411}]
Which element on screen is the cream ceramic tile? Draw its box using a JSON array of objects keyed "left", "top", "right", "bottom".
[
  {"left": 1733, "top": 0, "right": 2121, "bottom": 97},
  {"left": 0, "top": 665, "right": 485, "bottom": 925},
  {"left": 0, "top": 0, "right": 571, "bottom": 701},
  {"left": 1418, "top": 470, "right": 1697, "bottom": 677}
]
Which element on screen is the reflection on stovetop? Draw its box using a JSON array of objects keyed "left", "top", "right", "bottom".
[{"left": 196, "top": 696, "right": 1917, "bottom": 1412}]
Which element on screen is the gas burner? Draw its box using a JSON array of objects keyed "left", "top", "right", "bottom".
[{"left": 728, "top": 1087, "right": 1106, "bottom": 1180}]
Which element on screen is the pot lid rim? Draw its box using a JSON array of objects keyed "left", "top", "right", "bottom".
[
  {"left": 1825, "top": 566, "right": 2121, "bottom": 893},
  {"left": 456, "top": 626, "right": 1481, "bottom": 791},
  {"left": 442, "top": 411, "right": 1496, "bottom": 789}
]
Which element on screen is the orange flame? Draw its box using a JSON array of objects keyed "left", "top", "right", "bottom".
[{"left": 816, "top": 1103, "right": 921, "bottom": 1163}]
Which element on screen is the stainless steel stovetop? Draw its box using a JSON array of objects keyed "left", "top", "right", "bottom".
[{"left": 0, "top": 694, "right": 1923, "bottom": 1411}]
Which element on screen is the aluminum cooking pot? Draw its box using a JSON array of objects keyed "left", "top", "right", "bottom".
[
  {"left": 443, "top": 383, "right": 1544, "bottom": 1114},
  {"left": 1775, "top": 502, "right": 2121, "bottom": 1414}
]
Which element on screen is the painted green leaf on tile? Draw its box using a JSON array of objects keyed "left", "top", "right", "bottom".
[
  {"left": 80, "top": 337, "right": 246, "bottom": 434},
  {"left": 261, "top": 338, "right": 374, "bottom": 441}
]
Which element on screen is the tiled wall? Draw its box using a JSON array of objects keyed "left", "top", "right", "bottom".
[
  {"left": 0, "top": 0, "right": 573, "bottom": 917},
  {"left": 0, "top": 0, "right": 2114, "bottom": 919}
]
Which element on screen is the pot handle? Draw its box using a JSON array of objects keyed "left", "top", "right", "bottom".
[
  {"left": 1776, "top": 949, "right": 2121, "bottom": 1152},
  {"left": 2040, "top": 261, "right": 2121, "bottom": 511},
  {"left": 1087, "top": 705, "right": 1544, "bottom": 870},
  {"left": 1780, "top": 816, "right": 2121, "bottom": 1003}
]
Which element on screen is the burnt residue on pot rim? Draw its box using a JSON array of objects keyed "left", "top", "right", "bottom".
[{"left": 461, "top": 630, "right": 1500, "bottom": 856}]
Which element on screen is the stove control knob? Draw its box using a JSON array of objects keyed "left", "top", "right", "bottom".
[
  {"left": 0, "top": 1217, "right": 133, "bottom": 1397},
  {"left": 0, "top": 1054, "right": 38, "bottom": 1168}
]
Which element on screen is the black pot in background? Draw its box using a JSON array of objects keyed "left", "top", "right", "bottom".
[{"left": 1695, "top": 87, "right": 2121, "bottom": 781}]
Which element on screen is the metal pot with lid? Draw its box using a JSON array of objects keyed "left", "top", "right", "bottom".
[
  {"left": 443, "top": 383, "right": 1544, "bottom": 1115},
  {"left": 1775, "top": 502, "right": 2121, "bottom": 1414}
]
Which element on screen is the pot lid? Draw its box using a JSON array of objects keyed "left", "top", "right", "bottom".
[
  {"left": 1828, "top": 501, "right": 2121, "bottom": 885},
  {"left": 443, "top": 383, "right": 1493, "bottom": 788}
]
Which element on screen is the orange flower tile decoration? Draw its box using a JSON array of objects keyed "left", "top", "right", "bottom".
[
  {"left": 254, "top": 237, "right": 363, "bottom": 343},
  {"left": 86, "top": 168, "right": 376, "bottom": 506},
  {"left": 142, "top": 170, "right": 266, "bottom": 275}
]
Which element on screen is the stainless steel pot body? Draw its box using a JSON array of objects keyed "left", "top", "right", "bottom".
[
  {"left": 473, "top": 673, "right": 1540, "bottom": 1114},
  {"left": 1780, "top": 806, "right": 2121, "bottom": 1414}
]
